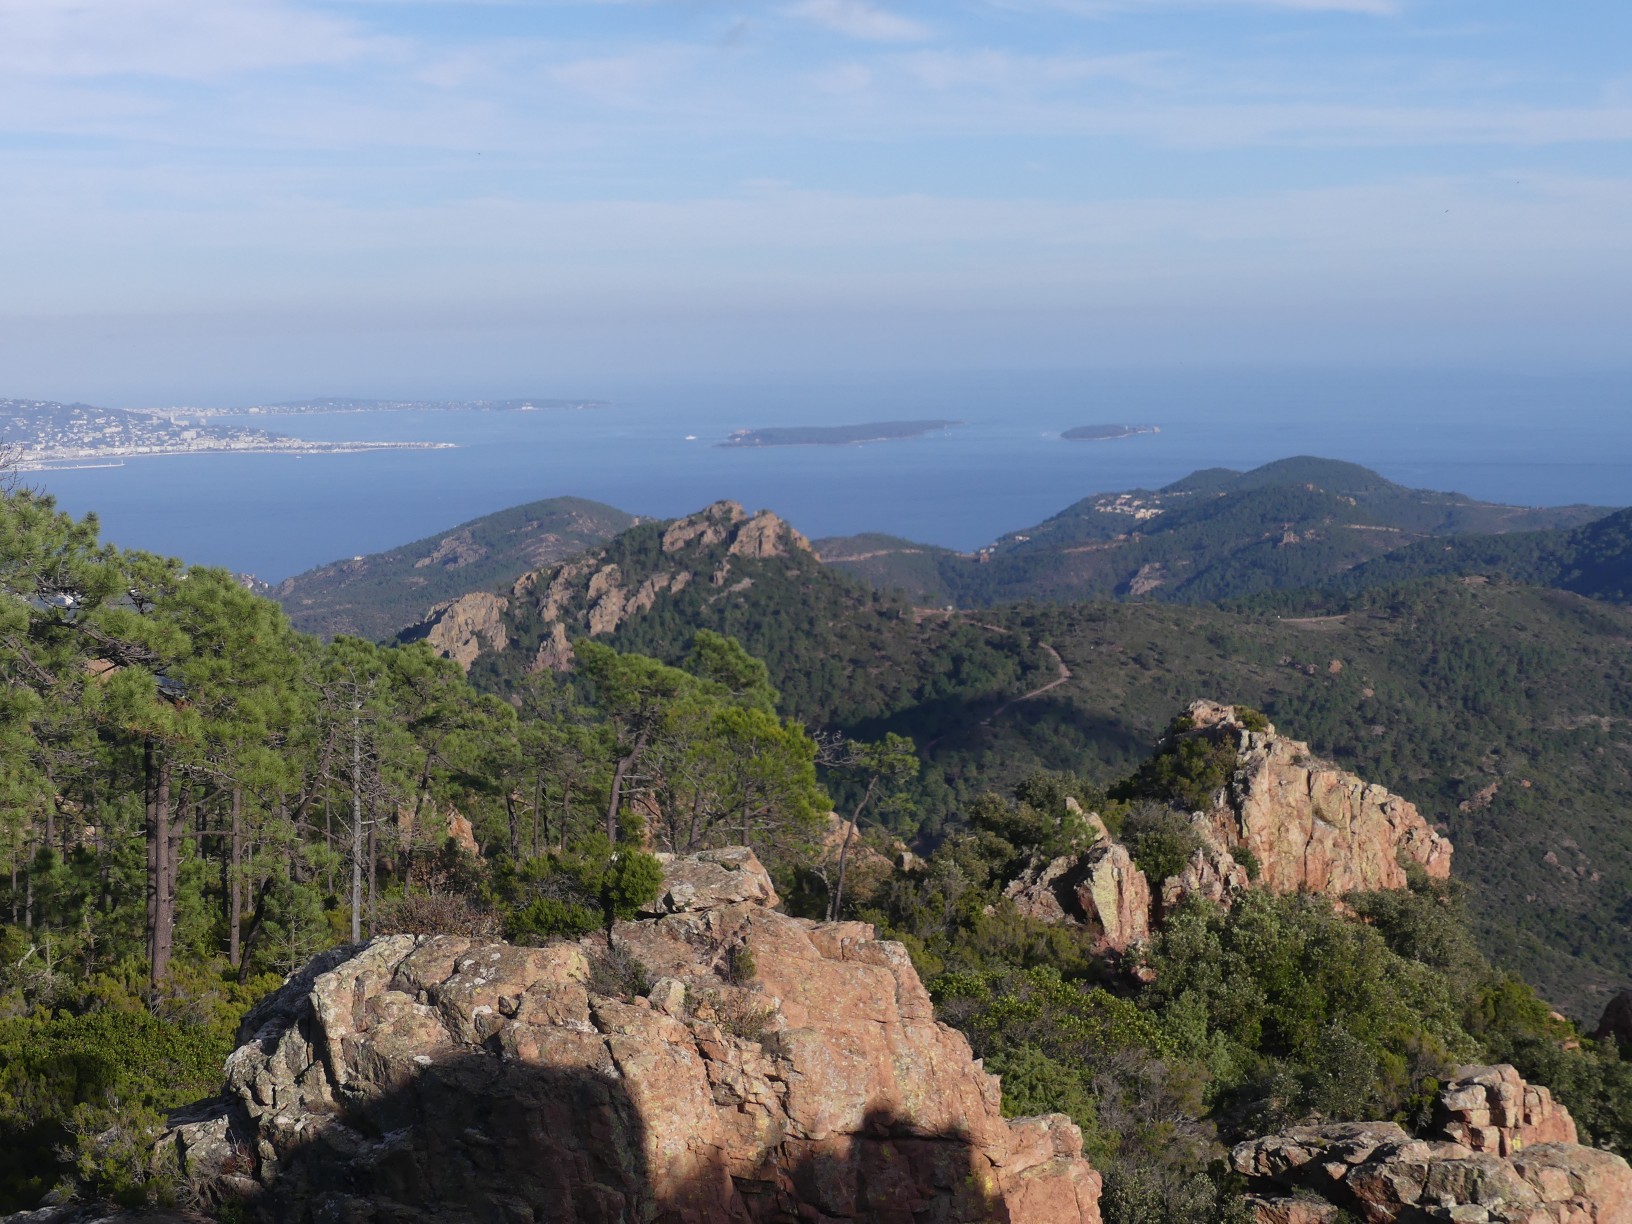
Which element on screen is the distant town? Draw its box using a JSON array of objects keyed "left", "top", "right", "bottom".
[
  {"left": 0, "top": 398, "right": 453, "bottom": 469},
  {"left": 190, "top": 397, "right": 613, "bottom": 417}
]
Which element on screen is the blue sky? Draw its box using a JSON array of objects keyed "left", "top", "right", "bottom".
[{"left": 1, "top": 0, "right": 1628, "bottom": 403}]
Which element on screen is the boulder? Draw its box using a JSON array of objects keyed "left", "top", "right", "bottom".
[
  {"left": 642, "top": 845, "right": 782, "bottom": 915},
  {"left": 1003, "top": 841, "right": 1151, "bottom": 954},
  {"left": 162, "top": 849, "right": 1101, "bottom": 1224},
  {"left": 1435, "top": 1064, "right": 1578, "bottom": 1155},
  {"left": 1594, "top": 990, "right": 1632, "bottom": 1049},
  {"left": 1233, "top": 1070, "right": 1631, "bottom": 1224}
]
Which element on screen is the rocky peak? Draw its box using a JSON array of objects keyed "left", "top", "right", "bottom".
[
  {"left": 662, "top": 500, "right": 749, "bottom": 552},
  {"left": 162, "top": 849, "right": 1103, "bottom": 1224},
  {"left": 408, "top": 502, "right": 814, "bottom": 673},
  {"left": 1001, "top": 702, "right": 1455, "bottom": 951},
  {"left": 1232, "top": 1066, "right": 1630, "bottom": 1223},
  {"left": 658, "top": 502, "right": 813, "bottom": 560},
  {"left": 1174, "top": 699, "right": 1453, "bottom": 898}
]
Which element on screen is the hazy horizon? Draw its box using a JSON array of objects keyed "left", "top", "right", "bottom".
[{"left": 4, "top": 0, "right": 1629, "bottom": 406}]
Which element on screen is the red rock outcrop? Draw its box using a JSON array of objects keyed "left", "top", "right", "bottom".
[
  {"left": 1435, "top": 1064, "right": 1578, "bottom": 1156},
  {"left": 416, "top": 590, "right": 510, "bottom": 671},
  {"left": 164, "top": 849, "right": 1102, "bottom": 1224},
  {"left": 1003, "top": 841, "right": 1152, "bottom": 954},
  {"left": 1233, "top": 1068, "right": 1631, "bottom": 1224},
  {"left": 1180, "top": 700, "right": 1453, "bottom": 895},
  {"left": 1159, "top": 845, "right": 1252, "bottom": 913}
]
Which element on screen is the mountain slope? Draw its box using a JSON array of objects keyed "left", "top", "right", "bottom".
[
  {"left": 267, "top": 496, "right": 638, "bottom": 641},
  {"left": 820, "top": 457, "right": 1607, "bottom": 607},
  {"left": 405, "top": 499, "right": 1051, "bottom": 740},
  {"left": 1340, "top": 505, "right": 1632, "bottom": 603},
  {"left": 934, "top": 580, "right": 1632, "bottom": 1016}
]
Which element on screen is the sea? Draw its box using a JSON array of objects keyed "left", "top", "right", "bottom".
[{"left": 25, "top": 368, "right": 1632, "bottom": 583}]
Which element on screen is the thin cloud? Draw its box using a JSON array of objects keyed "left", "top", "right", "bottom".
[
  {"left": 994, "top": 0, "right": 1398, "bottom": 15},
  {"left": 787, "top": 0, "right": 932, "bottom": 43},
  {"left": 0, "top": 0, "right": 386, "bottom": 80}
]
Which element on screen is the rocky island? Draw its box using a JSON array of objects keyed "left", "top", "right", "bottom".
[
  {"left": 719, "top": 419, "right": 958, "bottom": 447},
  {"left": 1061, "top": 424, "right": 1159, "bottom": 441}
]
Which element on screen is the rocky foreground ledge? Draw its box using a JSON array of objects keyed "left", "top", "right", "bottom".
[
  {"left": 1235, "top": 1064, "right": 1632, "bottom": 1223},
  {"left": 160, "top": 848, "right": 1102, "bottom": 1224}
]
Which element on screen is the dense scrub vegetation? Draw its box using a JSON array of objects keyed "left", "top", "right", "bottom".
[
  {"left": 0, "top": 487, "right": 850, "bottom": 1208},
  {"left": 855, "top": 780, "right": 1632, "bottom": 1224},
  {"left": 5, "top": 480, "right": 1631, "bottom": 1222}
]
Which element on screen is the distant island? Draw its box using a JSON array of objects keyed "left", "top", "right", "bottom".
[
  {"left": 720, "top": 419, "right": 959, "bottom": 448},
  {"left": 1062, "top": 424, "right": 1159, "bottom": 441}
]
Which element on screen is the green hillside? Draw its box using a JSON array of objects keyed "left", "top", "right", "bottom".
[
  {"left": 269, "top": 495, "right": 637, "bottom": 640},
  {"left": 1342, "top": 505, "right": 1632, "bottom": 603},
  {"left": 822, "top": 457, "right": 1606, "bottom": 607},
  {"left": 427, "top": 501, "right": 1632, "bottom": 1017},
  {"left": 922, "top": 581, "right": 1632, "bottom": 1016}
]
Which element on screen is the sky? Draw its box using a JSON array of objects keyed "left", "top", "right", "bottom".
[{"left": 2, "top": 0, "right": 1629, "bottom": 404}]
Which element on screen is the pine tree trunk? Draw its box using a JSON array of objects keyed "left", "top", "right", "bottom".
[
  {"left": 229, "top": 786, "right": 243, "bottom": 967},
  {"left": 151, "top": 754, "right": 174, "bottom": 988},
  {"left": 350, "top": 703, "right": 363, "bottom": 942}
]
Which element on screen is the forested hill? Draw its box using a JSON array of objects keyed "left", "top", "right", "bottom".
[
  {"left": 263, "top": 495, "right": 637, "bottom": 641},
  {"left": 6, "top": 482, "right": 1632, "bottom": 1219},
  {"left": 952, "top": 581, "right": 1632, "bottom": 1015},
  {"left": 403, "top": 500, "right": 1632, "bottom": 1013},
  {"left": 818, "top": 456, "right": 1608, "bottom": 607},
  {"left": 1338, "top": 505, "right": 1632, "bottom": 603},
  {"left": 409, "top": 499, "right": 1052, "bottom": 748}
]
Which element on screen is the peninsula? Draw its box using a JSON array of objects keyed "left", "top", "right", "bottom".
[
  {"left": 1062, "top": 423, "right": 1159, "bottom": 441},
  {"left": 720, "top": 419, "right": 958, "bottom": 448},
  {"left": 219, "top": 396, "right": 612, "bottom": 416},
  {"left": 0, "top": 398, "right": 453, "bottom": 469}
]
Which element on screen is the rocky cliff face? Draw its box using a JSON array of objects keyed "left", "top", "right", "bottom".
[
  {"left": 1002, "top": 704, "right": 1453, "bottom": 950},
  {"left": 1233, "top": 1063, "right": 1632, "bottom": 1224},
  {"left": 1177, "top": 700, "right": 1453, "bottom": 899},
  {"left": 164, "top": 848, "right": 1101, "bottom": 1224},
  {"left": 416, "top": 590, "right": 511, "bottom": 671},
  {"left": 406, "top": 501, "right": 813, "bottom": 673}
]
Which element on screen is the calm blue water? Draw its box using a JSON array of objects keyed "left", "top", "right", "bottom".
[{"left": 27, "top": 368, "right": 1632, "bottom": 581}]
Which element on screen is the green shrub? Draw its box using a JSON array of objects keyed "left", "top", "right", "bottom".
[
  {"left": 1121, "top": 806, "right": 1204, "bottom": 885},
  {"left": 1114, "top": 736, "right": 1239, "bottom": 813},
  {"left": 506, "top": 896, "right": 599, "bottom": 943},
  {"left": 723, "top": 942, "right": 757, "bottom": 985},
  {"left": 587, "top": 940, "right": 651, "bottom": 1000},
  {"left": 1234, "top": 706, "right": 1270, "bottom": 734}
]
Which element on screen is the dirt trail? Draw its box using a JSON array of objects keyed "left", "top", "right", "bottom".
[
  {"left": 979, "top": 642, "right": 1071, "bottom": 727},
  {"left": 919, "top": 618, "right": 1073, "bottom": 751}
]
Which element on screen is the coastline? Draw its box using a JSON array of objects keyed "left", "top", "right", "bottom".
[{"left": 17, "top": 440, "right": 458, "bottom": 471}]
